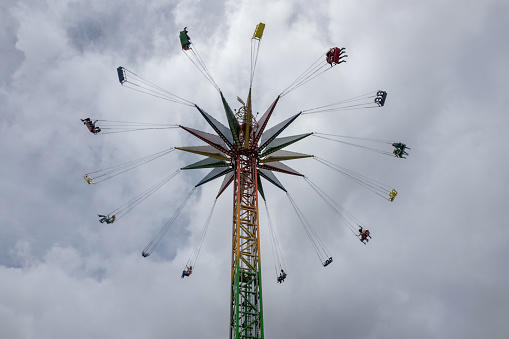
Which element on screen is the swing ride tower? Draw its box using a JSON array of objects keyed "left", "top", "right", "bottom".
[
  {"left": 93, "top": 22, "right": 405, "bottom": 339},
  {"left": 177, "top": 82, "right": 315, "bottom": 338},
  {"left": 178, "top": 86, "right": 312, "bottom": 338},
  {"left": 229, "top": 98, "right": 264, "bottom": 338}
]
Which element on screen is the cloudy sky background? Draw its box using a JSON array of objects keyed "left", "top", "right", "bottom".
[{"left": 1, "top": 0, "right": 508, "bottom": 338}]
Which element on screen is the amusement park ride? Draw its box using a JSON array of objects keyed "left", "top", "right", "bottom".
[{"left": 82, "top": 23, "right": 407, "bottom": 339}]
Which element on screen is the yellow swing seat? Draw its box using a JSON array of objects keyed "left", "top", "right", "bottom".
[{"left": 83, "top": 174, "right": 95, "bottom": 185}]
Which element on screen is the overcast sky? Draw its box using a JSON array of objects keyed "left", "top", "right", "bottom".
[{"left": 1, "top": 0, "right": 508, "bottom": 338}]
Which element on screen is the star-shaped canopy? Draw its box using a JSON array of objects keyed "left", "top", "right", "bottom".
[{"left": 178, "top": 91, "right": 313, "bottom": 199}]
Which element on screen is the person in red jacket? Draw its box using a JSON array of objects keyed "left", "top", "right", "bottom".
[{"left": 358, "top": 226, "right": 371, "bottom": 244}]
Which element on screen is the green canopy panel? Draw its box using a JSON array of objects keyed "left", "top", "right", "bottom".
[
  {"left": 179, "top": 125, "right": 230, "bottom": 154},
  {"left": 220, "top": 92, "right": 241, "bottom": 148},
  {"left": 257, "top": 173, "right": 266, "bottom": 201},
  {"left": 216, "top": 171, "right": 235, "bottom": 198},
  {"left": 258, "top": 112, "right": 302, "bottom": 152},
  {"left": 195, "top": 105, "right": 235, "bottom": 150},
  {"left": 175, "top": 146, "right": 229, "bottom": 160},
  {"left": 260, "top": 133, "right": 313, "bottom": 158},
  {"left": 260, "top": 150, "right": 313, "bottom": 163},
  {"left": 182, "top": 157, "right": 230, "bottom": 170},
  {"left": 195, "top": 167, "right": 234, "bottom": 187},
  {"left": 258, "top": 169, "right": 287, "bottom": 192},
  {"left": 258, "top": 161, "right": 303, "bottom": 176},
  {"left": 252, "top": 96, "right": 280, "bottom": 146}
]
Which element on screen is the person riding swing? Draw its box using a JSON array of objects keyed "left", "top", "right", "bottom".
[
  {"left": 81, "top": 118, "right": 101, "bottom": 134},
  {"left": 277, "top": 269, "right": 287, "bottom": 283},
  {"left": 181, "top": 265, "right": 193, "bottom": 278},
  {"left": 98, "top": 214, "right": 116, "bottom": 224},
  {"left": 358, "top": 226, "right": 371, "bottom": 244},
  {"left": 392, "top": 143, "right": 410, "bottom": 158}
]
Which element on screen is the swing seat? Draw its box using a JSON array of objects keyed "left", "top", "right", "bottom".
[
  {"left": 83, "top": 175, "right": 95, "bottom": 184},
  {"left": 117, "top": 67, "right": 126, "bottom": 84},
  {"left": 374, "top": 91, "right": 387, "bottom": 107},
  {"left": 326, "top": 47, "right": 346, "bottom": 65},
  {"left": 389, "top": 189, "right": 398, "bottom": 202},
  {"left": 180, "top": 31, "right": 191, "bottom": 50},
  {"left": 252, "top": 23, "right": 265, "bottom": 40}
]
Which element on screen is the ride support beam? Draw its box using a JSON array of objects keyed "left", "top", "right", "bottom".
[{"left": 230, "top": 153, "right": 263, "bottom": 339}]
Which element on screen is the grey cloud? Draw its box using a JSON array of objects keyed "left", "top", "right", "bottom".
[
  {"left": 64, "top": 1, "right": 177, "bottom": 61},
  {"left": 1, "top": 0, "right": 508, "bottom": 338},
  {"left": 0, "top": 5, "right": 25, "bottom": 88},
  {"left": 64, "top": 0, "right": 228, "bottom": 64}
]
